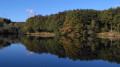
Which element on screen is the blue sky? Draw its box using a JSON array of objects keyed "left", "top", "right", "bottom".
[{"left": 0, "top": 0, "right": 120, "bottom": 22}]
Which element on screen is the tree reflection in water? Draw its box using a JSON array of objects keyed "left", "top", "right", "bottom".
[{"left": 1, "top": 35, "right": 120, "bottom": 64}]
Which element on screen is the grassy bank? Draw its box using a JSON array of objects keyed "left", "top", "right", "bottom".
[
  {"left": 97, "top": 31, "right": 120, "bottom": 39},
  {"left": 26, "top": 32, "right": 56, "bottom": 37}
]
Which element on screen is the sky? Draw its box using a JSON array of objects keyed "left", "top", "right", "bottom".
[{"left": 0, "top": 0, "right": 120, "bottom": 22}]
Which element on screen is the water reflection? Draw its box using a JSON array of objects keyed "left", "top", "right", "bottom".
[
  {"left": 0, "top": 34, "right": 22, "bottom": 49},
  {"left": 1, "top": 35, "right": 120, "bottom": 64}
]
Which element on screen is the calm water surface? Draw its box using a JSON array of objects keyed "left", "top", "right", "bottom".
[{"left": 0, "top": 36, "right": 120, "bottom": 67}]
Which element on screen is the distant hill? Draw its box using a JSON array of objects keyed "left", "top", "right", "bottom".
[{"left": 0, "top": 17, "right": 24, "bottom": 34}]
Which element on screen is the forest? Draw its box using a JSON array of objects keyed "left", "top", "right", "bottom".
[
  {"left": 22, "top": 7, "right": 120, "bottom": 36},
  {"left": 1, "top": 7, "right": 120, "bottom": 36}
]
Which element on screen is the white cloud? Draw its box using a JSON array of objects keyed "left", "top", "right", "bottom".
[
  {"left": 26, "top": 9, "right": 36, "bottom": 17},
  {"left": 26, "top": 51, "right": 34, "bottom": 55}
]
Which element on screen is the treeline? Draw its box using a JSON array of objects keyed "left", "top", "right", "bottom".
[
  {"left": 0, "top": 17, "right": 24, "bottom": 34},
  {"left": 23, "top": 7, "right": 120, "bottom": 36}
]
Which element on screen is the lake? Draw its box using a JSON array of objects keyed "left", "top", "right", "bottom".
[{"left": 0, "top": 35, "right": 120, "bottom": 67}]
